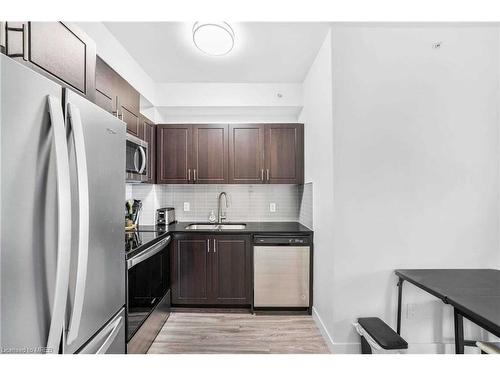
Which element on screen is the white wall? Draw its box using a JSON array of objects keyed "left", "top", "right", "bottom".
[
  {"left": 298, "top": 30, "right": 336, "bottom": 351},
  {"left": 329, "top": 25, "right": 500, "bottom": 353},
  {"left": 76, "top": 22, "right": 157, "bottom": 104},
  {"left": 155, "top": 82, "right": 303, "bottom": 123},
  {"left": 155, "top": 83, "right": 302, "bottom": 107}
]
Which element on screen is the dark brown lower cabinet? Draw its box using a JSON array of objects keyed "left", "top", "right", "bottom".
[
  {"left": 171, "top": 234, "right": 252, "bottom": 306},
  {"left": 171, "top": 236, "right": 211, "bottom": 304}
]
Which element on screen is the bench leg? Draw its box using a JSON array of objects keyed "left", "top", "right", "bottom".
[
  {"left": 360, "top": 336, "right": 373, "bottom": 354},
  {"left": 454, "top": 308, "right": 464, "bottom": 354},
  {"left": 397, "top": 278, "right": 404, "bottom": 335}
]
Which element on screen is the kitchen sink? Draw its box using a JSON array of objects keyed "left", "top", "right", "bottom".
[{"left": 185, "top": 223, "right": 247, "bottom": 230}]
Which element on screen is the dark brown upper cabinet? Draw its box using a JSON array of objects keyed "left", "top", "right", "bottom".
[
  {"left": 95, "top": 56, "right": 117, "bottom": 114},
  {"left": 156, "top": 125, "right": 193, "bottom": 184},
  {"left": 117, "top": 79, "right": 140, "bottom": 137},
  {"left": 156, "top": 124, "right": 229, "bottom": 184},
  {"left": 157, "top": 123, "right": 303, "bottom": 185},
  {"left": 5, "top": 22, "right": 96, "bottom": 101},
  {"left": 229, "top": 123, "right": 304, "bottom": 184},
  {"left": 171, "top": 234, "right": 252, "bottom": 306},
  {"left": 228, "top": 124, "right": 266, "bottom": 184},
  {"left": 95, "top": 55, "right": 140, "bottom": 136},
  {"left": 192, "top": 124, "right": 228, "bottom": 184},
  {"left": 264, "top": 123, "right": 304, "bottom": 184}
]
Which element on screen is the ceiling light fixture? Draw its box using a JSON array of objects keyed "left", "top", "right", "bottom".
[{"left": 192, "top": 22, "right": 235, "bottom": 56}]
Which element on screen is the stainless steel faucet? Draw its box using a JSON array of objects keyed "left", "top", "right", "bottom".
[{"left": 217, "top": 192, "right": 228, "bottom": 223}]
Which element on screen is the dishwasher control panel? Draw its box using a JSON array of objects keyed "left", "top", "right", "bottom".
[{"left": 253, "top": 235, "right": 311, "bottom": 246}]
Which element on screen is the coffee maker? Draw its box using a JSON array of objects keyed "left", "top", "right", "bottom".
[{"left": 125, "top": 199, "right": 142, "bottom": 230}]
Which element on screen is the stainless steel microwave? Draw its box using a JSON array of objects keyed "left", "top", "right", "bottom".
[{"left": 126, "top": 133, "right": 148, "bottom": 183}]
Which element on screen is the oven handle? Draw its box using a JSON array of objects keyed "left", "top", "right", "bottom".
[{"left": 127, "top": 235, "right": 171, "bottom": 270}]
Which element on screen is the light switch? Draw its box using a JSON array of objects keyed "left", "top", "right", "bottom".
[
  {"left": 183, "top": 202, "right": 190, "bottom": 212},
  {"left": 269, "top": 203, "right": 276, "bottom": 212}
]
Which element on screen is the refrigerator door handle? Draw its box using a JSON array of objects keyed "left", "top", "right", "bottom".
[
  {"left": 65, "top": 102, "right": 90, "bottom": 345},
  {"left": 46, "top": 95, "right": 72, "bottom": 353}
]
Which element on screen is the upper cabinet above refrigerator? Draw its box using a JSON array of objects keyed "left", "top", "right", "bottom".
[
  {"left": 95, "top": 55, "right": 141, "bottom": 137},
  {"left": 4, "top": 22, "right": 96, "bottom": 102}
]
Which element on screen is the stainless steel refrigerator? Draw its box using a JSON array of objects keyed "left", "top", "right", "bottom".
[{"left": 0, "top": 54, "right": 126, "bottom": 354}]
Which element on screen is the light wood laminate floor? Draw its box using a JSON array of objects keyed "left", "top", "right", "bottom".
[{"left": 148, "top": 312, "right": 331, "bottom": 354}]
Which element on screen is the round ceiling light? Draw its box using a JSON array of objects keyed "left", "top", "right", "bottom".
[{"left": 192, "top": 22, "right": 235, "bottom": 56}]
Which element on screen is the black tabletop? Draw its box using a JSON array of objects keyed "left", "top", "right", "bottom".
[{"left": 395, "top": 269, "right": 500, "bottom": 336}]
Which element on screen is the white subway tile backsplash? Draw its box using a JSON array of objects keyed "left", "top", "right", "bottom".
[
  {"left": 126, "top": 183, "right": 314, "bottom": 227},
  {"left": 298, "top": 182, "right": 313, "bottom": 229}
]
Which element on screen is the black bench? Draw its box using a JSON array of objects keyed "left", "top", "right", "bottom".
[{"left": 358, "top": 317, "right": 408, "bottom": 354}]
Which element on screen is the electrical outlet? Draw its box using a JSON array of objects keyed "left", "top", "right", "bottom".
[
  {"left": 269, "top": 203, "right": 276, "bottom": 212},
  {"left": 183, "top": 202, "right": 190, "bottom": 212},
  {"left": 406, "top": 303, "right": 417, "bottom": 320}
]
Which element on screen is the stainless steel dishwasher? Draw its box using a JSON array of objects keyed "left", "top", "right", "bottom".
[{"left": 253, "top": 235, "right": 311, "bottom": 308}]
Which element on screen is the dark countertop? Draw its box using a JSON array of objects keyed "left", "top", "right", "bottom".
[
  {"left": 167, "top": 221, "right": 313, "bottom": 234},
  {"left": 126, "top": 222, "right": 312, "bottom": 257}
]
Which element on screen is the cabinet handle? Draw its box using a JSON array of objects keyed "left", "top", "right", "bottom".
[
  {"left": 266, "top": 169, "right": 270, "bottom": 182},
  {"left": 188, "top": 169, "right": 191, "bottom": 182},
  {"left": 194, "top": 169, "right": 197, "bottom": 182},
  {"left": 207, "top": 239, "right": 210, "bottom": 253},
  {"left": 261, "top": 169, "right": 264, "bottom": 181},
  {"left": 213, "top": 239, "right": 217, "bottom": 253}
]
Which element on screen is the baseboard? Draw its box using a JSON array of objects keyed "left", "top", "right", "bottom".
[
  {"left": 316, "top": 340, "right": 480, "bottom": 354},
  {"left": 311, "top": 307, "right": 481, "bottom": 354},
  {"left": 311, "top": 307, "right": 336, "bottom": 353}
]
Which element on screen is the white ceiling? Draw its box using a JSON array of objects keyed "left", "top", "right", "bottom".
[{"left": 103, "top": 22, "right": 329, "bottom": 83}]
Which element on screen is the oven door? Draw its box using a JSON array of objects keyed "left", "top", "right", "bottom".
[
  {"left": 126, "top": 235, "right": 170, "bottom": 341},
  {"left": 126, "top": 133, "right": 148, "bottom": 182}
]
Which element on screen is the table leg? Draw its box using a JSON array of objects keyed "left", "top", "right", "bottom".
[
  {"left": 454, "top": 308, "right": 464, "bottom": 354},
  {"left": 397, "top": 277, "right": 404, "bottom": 335}
]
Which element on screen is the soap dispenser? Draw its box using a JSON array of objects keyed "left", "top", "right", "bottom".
[{"left": 208, "top": 210, "right": 217, "bottom": 223}]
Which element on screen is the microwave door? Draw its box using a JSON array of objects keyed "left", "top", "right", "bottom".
[
  {"left": 126, "top": 135, "right": 148, "bottom": 182},
  {"left": 126, "top": 141, "right": 140, "bottom": 174}
]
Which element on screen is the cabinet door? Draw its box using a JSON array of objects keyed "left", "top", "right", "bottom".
[
  {"left": 156, "top": 125, "right": 193, "bottom": 184},
  {"left": 228, "top": 124, "right": 265, "bottom": 184},
  {"left": 95, "top": 56, "right": 117, "bottom": 114},
  {"left": 171, "top": 236, "right": 211, "bottom": 305},
  {"left": 6, "top": 22, "right": 96, "bottom": 101},
  {"left": 192, "top": 124, "right": 228, "bottom": 184},
  {"left": 212, "top": 236, "right": 252, "bottom": 305},
  {"left": 120, "top": 103, "right": 140, "bottom": 136},
  {"left": 264, "top": 123, "right": 304, "bottom": 184}
]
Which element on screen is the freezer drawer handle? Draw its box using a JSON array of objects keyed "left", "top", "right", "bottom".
[
  {"left": 46, "top": 95, "right": 72, "bottom": 353},
  {"left": 127, "top": 236, "right": 171, "bottom": 270},
  {"left": 95, "top": 316, "right": 123, "bottom": 354},
  {"left": 79, "top": 313, "right": 124, "bottom": 354},
  {"left": 65, "top": 102, "right": 90, "bottom": 345}
]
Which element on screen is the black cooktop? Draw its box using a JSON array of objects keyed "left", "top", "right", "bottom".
[{"left": 125, "top": 225, "right": 168, "bottom": 258}]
